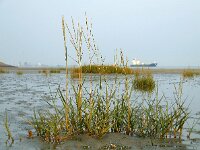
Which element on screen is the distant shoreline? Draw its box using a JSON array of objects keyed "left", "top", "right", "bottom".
[
  {"left": 1, "top": 66, "right": 200, "bottom": 74},
  {"left": 0, "top": 62, "right": 16, "bottom": 68}
]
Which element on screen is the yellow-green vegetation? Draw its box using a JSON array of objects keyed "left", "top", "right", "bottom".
[
  {"left": 49, "top": 68, "right": 65, "bottom": 74},
  {"left": 30, "top": 82, "right": 189, "bottom": 142},
  {"left": 16, "top": 70, "right": 23, "bottom": 75},
  {"left": 71, "top": 65, "right": 133, "bottom": 75},
  {"left": 39, "top": 69, "right": 49, "bottom": 76},
  {"left": 30, "top": 16, "right": 190, "bottom": 143},
  {"left": 4, "top": 111, "right": 14, "bottom": 146},
  {"left": 182, "top": 69, "right": 200, "bottom": 78},
  {"left": 70, "top": 68, "right": 80, "bottom": 79},
  {"left": 50, "top": 69, "right": 61, "bottom": 74},
  {"left": 0, "top": 68, "right": 7, "bottom": 73},
  {"left": 133, "top": 70, "right": 155, "bottom": 92}
]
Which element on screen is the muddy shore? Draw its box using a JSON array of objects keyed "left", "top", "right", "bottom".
[
  {"left": 1, "top": 68, "right": 200, "bottom": 150},
  {"left": 1, "top": 67, "right": 200, "bottom": 74}
]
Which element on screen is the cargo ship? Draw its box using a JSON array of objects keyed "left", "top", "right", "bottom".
[{"left": 130, "top": 59, "right": 157, "bottom": 67}]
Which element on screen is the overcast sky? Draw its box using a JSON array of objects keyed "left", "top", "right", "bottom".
[{"left": 0, "top": 0, "right": 200, "bottom": 67}]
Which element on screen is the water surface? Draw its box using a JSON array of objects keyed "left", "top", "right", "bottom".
[{"left": 0, "top": 72, "right": 200, "bottom": 149}]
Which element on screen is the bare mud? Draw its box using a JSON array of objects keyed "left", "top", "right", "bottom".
[{"left": 0, "top": 72, "right": 200, "bottom": 149}]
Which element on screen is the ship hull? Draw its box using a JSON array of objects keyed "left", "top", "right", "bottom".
[{"left": 130, "top": 63, "right": 157, "bottom": 67}]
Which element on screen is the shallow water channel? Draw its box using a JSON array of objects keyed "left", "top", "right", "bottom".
[{"left": 0, "top": 72, "right": 200, "bottom": 150}]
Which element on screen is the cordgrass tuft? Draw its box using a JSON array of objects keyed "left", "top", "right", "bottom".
[
  {"left": 133, "top": 70, "right": 155, "bottom": 92},
  {"left": 16, "top": 70, "right": 23, "bottom": 75},
  {"left": 182, "top": 69, "right": 200, "bottom": 78},
  {"left": 50, "top": 69, "right": 61, "bottom": 74},
  {"left": 0, "top": 68, "right": 7, "bottom": 73},
  {"left": 30, "top": 83, "right": 189, "bottom": 142},
  {"left": 71, "top": 65, "right": 134, "bottom": 75},
  {"left": 39, "top": 69, "right": 49, "bottom": 76}
]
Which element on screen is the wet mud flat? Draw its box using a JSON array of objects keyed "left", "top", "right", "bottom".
[
  {"left": 1, "top": 133, "right": 199, "bottom": 150},
  {"left": 0, "top": 71, "right": 200, "bottom": 149}
]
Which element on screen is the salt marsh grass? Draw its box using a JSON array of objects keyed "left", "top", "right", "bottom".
[
  {"left": 182, "top": 69, "right": 200, "bottom": 78},
  {"left": 71, "top": 65, "right": 134, "bottom": 75},
  {"left": 4, "top": 111, "right": 14, "bottom": 146},
  {"left": 133, "top": 70, "right": 155, "bottom": 92},
  {"left": 70, "top": 67, "right": 80, "bottom": 79},
  {"left": 16, "top": 70, "right": 23, "bottom": 75},
  {"left": 39, "top": 69, "right": 49, "bottom": 76},
  {"left": 30, "top": 81, "right": 189, "bottom": 142},
  {"left": 50, "top": 69, "right": 61, "bottom": 74},
  {"left": 30, "top": 16, "right": 190, "bottom": 143},
  {"left": 0, "top": 68, "right": 7, "bottom": 73}
]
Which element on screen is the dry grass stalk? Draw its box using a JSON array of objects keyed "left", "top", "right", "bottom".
[
  {"left": 4, "top": 111, "right": 14, "bottom": 146},
  {"left": 62, "top": 16, "right": 70, "bottom": 133}
]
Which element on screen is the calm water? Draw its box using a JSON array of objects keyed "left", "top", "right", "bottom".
[{"left": 0, "top": 73, "right": 200, "bottom": 149}]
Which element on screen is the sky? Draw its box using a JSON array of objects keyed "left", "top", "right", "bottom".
[{"left": 0, "top": 0, "right": 200, "bottom": 67}]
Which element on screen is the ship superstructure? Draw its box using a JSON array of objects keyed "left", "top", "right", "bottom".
[{"left": 130, "top": 58, "right": 157, "bottom": 67}]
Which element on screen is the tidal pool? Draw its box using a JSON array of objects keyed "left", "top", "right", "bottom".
[{"left": 0, "top": 72, "right": 200, "bottom": 149}]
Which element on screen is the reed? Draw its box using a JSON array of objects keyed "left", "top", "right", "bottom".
[{"left": 133, "top": 70, "right": 155, "bottom": 92}]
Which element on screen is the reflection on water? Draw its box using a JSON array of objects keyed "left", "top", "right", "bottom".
[{"left": 0, "top": 73, "right": 200, "bottom": 149}]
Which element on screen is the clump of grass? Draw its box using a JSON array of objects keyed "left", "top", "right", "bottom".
[
  {"left": 133, "top": 70, "right": 155, "bottom": 92},
  {"left": 29, "top": 16, "right": 190, "bottom": 143},
  {"left": 80, "top": 65, "right": 133, "bottom": 74},
  {"left": 132, "top": 69, "right": 141, "bottom": 76},
  {"left": 50, "top": 69, "right": 61, "bottom": 74},
  {"left": 130, "top": 89, "right": 189, "bottom": 138},
  {"left": 39, "top": 69, "right": 49, "bottom": 76},
  {"left": 71, "top": 65, "right": 133, "bottom": 75},
  {"left": 30, "top": 81, "right": 189, "bottom": 142},
  {"left": 182, "top": 69, "right": 200, "bottom": 78},
  {"left": 16, "top": 70, "right": 23, "bottom": 75},
  {"left": 0, "top": 68, "right": 7, "bottom": 73},
  {"left": 70, "top": 68, "right": 80, "bottom": 79}
]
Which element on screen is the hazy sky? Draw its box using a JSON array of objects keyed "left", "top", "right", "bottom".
[{"left": 0, "top": 0, "right": 200, "bottom": 66}]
